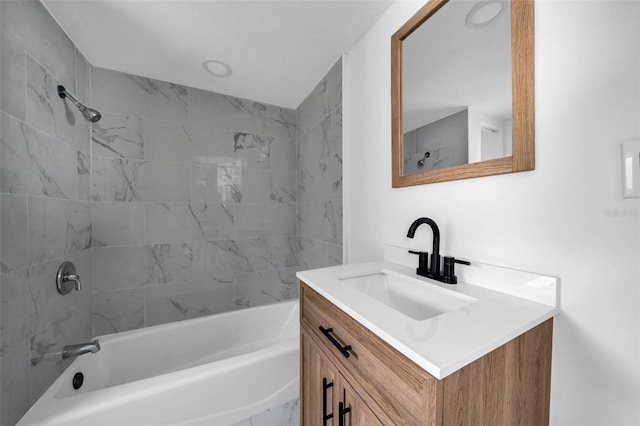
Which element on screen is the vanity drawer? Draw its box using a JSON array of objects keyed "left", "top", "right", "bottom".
[{"left": 300, "top": 282, "right": 442, "bottom": 425}]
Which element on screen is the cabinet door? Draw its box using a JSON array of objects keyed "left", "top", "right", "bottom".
[
  {"left": 302, "top": 331, "right": 338, "bottom": 426},
  {"left": 337, "top": 375, "right": 384, "bottom": 426}
]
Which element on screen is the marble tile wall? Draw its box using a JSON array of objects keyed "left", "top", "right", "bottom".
[
  {"left": 231, "top": 398, "right": 300, "bottom": 426},
  {"left": 89, "top": 67, "right": 299, "bottom": 336},
  {"left": 402, "top": 109, "right": 468, "bottom": 175},
  {"left": 296, "top": 59, "right": 343, "bottom": 269},
  {"left": 0, "top": 1, "right": 93, "bottom": 424},
  {"left": 0, "top": 3, "right": 342, "bottom": 424},
  {"left": 1, "top": 5, "right": 4, "bottom": 424}
]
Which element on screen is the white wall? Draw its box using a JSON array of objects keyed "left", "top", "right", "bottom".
[
  {"left": 344, "top": 1, "right": 640, "bottom": 424},
  {"left": 467, "top": 107, "right": 508, "bottom": 162}
]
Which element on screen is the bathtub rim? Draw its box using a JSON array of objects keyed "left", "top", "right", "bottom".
[
  {"left": 18, "top": 298, "right": 301, "bottom": 426},
  {"left": 95, "top": 298, "right": 300, "bottom": 344}
]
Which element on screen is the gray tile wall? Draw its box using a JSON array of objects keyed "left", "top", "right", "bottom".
[
  {"left": 0, "top": 2, "right": 93, "bottom": 424},
  {"left": 403, "top": 109, "right": 469, "bottom": 175},
  {"left": 89, "top": 67, "right": 299, "bottom": 336},
  {"left": 296, "top": 59, "right": 343, "bottom": 268},
  {"left": 1, "top": 5, "right": 4, "bottom": 424},
  {"left": 0, "top": 2, "right": 342, "bottom": 424},
  {"left": 231, "top": 398, "right": 299, "bottom": 426}
]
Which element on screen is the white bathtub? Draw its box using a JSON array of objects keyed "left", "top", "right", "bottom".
[{"left": 18, "top": 300, "right": 300, "bottom": 426}]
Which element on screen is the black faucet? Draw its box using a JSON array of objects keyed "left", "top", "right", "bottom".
[
  {"left": 407, "top": 217, "right": 441, "bottom": 276},
  {"left": 406, "top": 217, "right": 470, "bottom": 284}
]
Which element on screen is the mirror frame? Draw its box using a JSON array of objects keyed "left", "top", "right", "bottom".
[{"left": 391, "top": 0, "right": 534, "bottom": 187}]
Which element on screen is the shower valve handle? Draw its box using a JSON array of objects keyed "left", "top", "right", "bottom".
[{"left": 56, "top": 261, "right": 81, "bottom": 295}]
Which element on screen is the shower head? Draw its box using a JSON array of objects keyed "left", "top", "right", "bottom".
[
  {"left": 417, "top": 151, "right": 430, "bottom": 168},
  {"left": 57, "top": 85, "right": 101, "bottom": 122}
]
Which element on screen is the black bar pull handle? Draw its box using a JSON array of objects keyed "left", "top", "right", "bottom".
[
  {"left": 338, "top": 401, "right": 351, "bottom": 426},
  {"left": 319, "top": 326, "right": 352, "bottom": 358},
  {"left": 322, "top": 377, "right": 334, "bottom": 425}
]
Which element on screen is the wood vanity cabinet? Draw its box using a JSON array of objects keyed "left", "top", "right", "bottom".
[
  {"left": 302, "top": 333, "right": 383, "bottom": 425},
  {"left": 300, "top": 282, "right": 553, "bottom": 426}
]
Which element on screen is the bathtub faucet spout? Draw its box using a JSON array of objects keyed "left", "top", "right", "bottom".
[{"left": 61, "top": 340, "right": 100, "bottom": 360}]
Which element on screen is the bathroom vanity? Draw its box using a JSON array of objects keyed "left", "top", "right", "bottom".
[{"left": 298, "top": 256, "right": 557, "bottom": 425}]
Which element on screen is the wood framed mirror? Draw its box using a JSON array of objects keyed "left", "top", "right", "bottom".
[{"left": 391, "top": 0, "right": 534, "bottom": 187}]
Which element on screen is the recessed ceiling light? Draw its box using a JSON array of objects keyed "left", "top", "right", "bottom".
[
  {"left": 202, "top": 59, "right": 233, "bottom": 78},
  {"left": 465, "top": 0, "right": 506, "bottom": 29}
]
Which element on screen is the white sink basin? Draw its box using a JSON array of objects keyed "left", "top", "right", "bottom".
[{"left": 338, "top": 269, "right": 475, "bottom": 320}]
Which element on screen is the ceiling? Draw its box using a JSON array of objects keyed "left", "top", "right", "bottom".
[{"left": 42, "top": 0, "right": 394, "bottom": 109}]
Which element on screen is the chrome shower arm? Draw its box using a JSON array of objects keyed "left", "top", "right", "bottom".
[
  {"left": 57, "top": 85, "right": 102, "bottom": 122},
  {"left": 57, "top": 86, "right": 81, "bottom": 107}
]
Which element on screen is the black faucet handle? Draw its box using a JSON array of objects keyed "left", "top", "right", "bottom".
[
  {"left": 442, "top": 257, "right": 471, "bottom": 284},
  {"left": 408, "top": 250, "right": 429, "bottom": 274}
]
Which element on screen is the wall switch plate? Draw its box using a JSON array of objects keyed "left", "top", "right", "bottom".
[{"left": 621, "top": 140, "right": 640, "bottom": 198}]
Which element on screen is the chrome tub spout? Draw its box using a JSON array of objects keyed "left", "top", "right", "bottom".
[{"left": 61, "top": 340, "right": 100, "bottom": 360}]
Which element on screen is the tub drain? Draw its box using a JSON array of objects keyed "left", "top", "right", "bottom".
[{"left": 72, "top": 372, "right": 84, "bottom": 390}]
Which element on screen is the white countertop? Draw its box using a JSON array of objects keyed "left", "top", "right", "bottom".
[{"left": 296, "top": 258, "right": 558, "bottom": 379}]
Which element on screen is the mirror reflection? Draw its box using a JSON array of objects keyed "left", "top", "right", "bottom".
[{"left": 402, "top": 0, "right": 512, "bottom": 176}]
